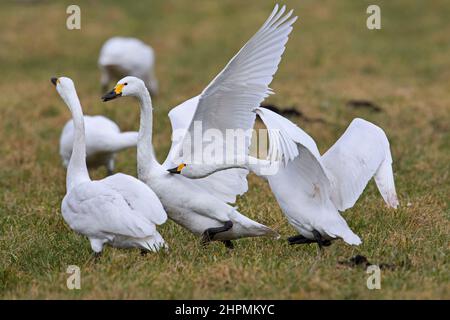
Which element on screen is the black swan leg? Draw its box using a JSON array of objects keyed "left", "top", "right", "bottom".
[
  {"left": 201, "top": 221, "right": 233, "bottom": 245},
  {"left": 222, "top": 240, "right": 234, "bottom": 250},
  {"left": 288, "top": 234, "right": 316, "bottom": 245},
  {"left": 312, "top": 230, "right": 332, "bottom": 250}
]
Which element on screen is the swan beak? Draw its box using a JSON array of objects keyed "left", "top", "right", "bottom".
[
  {"left": 102, "top": 89, "right": 121, "bottom": 102},
  {"left": 167, "top": 163, "right": 185, "bottom": 174},
  {"left": 167, "top": 167, "right": 181, "bottom": 174},
  {"left": 50, "top": 77, "right": 59, "bottom": 86}
]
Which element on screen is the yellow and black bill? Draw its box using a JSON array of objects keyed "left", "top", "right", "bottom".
[
  {"left": 102, "top": 83, "right": 124, "bottom": 102},
  {"left": 167, "top": 163, "right": 186, "bottom": 174}
]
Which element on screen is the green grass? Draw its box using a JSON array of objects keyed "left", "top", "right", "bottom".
[{"left": 0, "top": 0, "right": 449, "bottom": 299}]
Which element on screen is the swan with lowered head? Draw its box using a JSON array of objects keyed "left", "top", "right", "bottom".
[
  {"left": 101, "top": 5, "right": 297, "bottom": 248},
  {"left": 60, "top": 115, "right": 138, "bottom": 175},
  {"left": 52, "top": 76, "right": 167, "bottom": 255},
  {"left": 98, "top": 36, "right": 158, "bottom": 95},
  {"left": 255, "top": 108, "right": 399, "bottom": 248}
]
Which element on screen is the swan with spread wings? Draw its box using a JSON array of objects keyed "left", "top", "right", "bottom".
[{"left": 102, "top": 4, "right": 297, "bottom": 248}]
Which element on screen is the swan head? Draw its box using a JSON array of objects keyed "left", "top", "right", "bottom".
[
  {"left": 102, "top": 76, "right": 147, "bottom": 101},
  {"left": 51, "top": 76, "right": 77, "bottom": 106}
]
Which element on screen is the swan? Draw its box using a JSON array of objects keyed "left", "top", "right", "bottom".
[
  {"left": 173, "top": 107, "right": 399, "bottom": 248},
  {"left": 60, "top": 115, "right": 138, "bottom": 175},
  {"left": 51, "top": 76, "right": 167, "bottom": 255},
  {"left": 102, "top": 76, "right": 278, "bottom": 249},
  {"left": 98, "top": 36, "right": 158, "bottom": 95},
  {"left": 159, "top": 4, "right": 297, "bottom": 176},
  {"left": 256, "top": 109, "right": 399, "bottom": 248},
  {"left": 101, "top": 5, "right": 297, "bottom": 248}
]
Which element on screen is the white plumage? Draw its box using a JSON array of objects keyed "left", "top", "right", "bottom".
[
  {"left": 98, "top": 37, "right": 158, "bottom": 95},
  {"left": 60, "top": 115, "right": 138, "bottom": 174},
  {"left": 163, "top": 96, "right": 249, "bottom": 203},
  {"left": 53, "top": 77, "right": 167, "bottom": 254},
  {"left": 170, "top": 103, "right": 399, "bottom": 246},
  {"left": 174, "top": 4, "right": 297, "bottom": 166},
  {"left": 104, "top": 77, "right": 278, "bottom": 246},
  {"left": 162, "top": 4, "right": 297, "bottom": 201},
  {"left": 102, "top": 5, "right": 298, "bottom": 247},
  {"left": 255, "top": 107, "right": 399, "bottom": 246}
]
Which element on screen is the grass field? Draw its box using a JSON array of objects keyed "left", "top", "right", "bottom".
[{"left": 0, "top": 0, "right": 449, "bottom": 299}]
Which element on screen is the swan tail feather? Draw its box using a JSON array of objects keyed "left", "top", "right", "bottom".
[
  {"left": 230, "top": 210, "right": 279, "bottom": 238},
  {"left": 140, "top": 231, "right": 167, "bottom": 252},
  {"left": 323, "top": 222, "right": 362, "bottom": 246}
]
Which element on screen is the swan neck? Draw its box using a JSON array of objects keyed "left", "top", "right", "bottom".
[
  {"left": 66, "top": 92, "right": 90, "bottom": 191},
  {"left": 136, "top": 89, "right": 158, "bottom": 179}
]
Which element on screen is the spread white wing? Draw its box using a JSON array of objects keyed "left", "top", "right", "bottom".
[
  {"left": 163, "top": 96, "right": 248, "bottom": 203},
  {"left": 255, "top": 107, "right": 322, "bottom": 164},
  {"left": 257, "top": 107, "right": 362, "bottom": 244},
  {"left": 256, "top": 106, "right": 331, "bottom": 197},
  {"left": 160, "top": 5, "right": 297, "bottom": 203},
  {"left": 258, "top": 108, "right": 398, "bottom": 212},
  {"left": 177, "top": 4, "right": 297, "bottom": 164},
  {"left": 162, "top": 96, "right": 200, "bottom": 169},
  {"left": 321, "top": 118, "right": 399, "bottom": 211}
]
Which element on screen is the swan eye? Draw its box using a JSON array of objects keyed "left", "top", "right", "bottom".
[{"left": 124, "top": 83, "right": 128, "bottom": 85}]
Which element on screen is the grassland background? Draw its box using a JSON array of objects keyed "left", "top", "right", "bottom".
[{"left": 0, "top": 0, "right": 448, "bottom": 299}]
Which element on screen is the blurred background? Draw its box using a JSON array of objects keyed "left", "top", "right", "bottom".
[{"left": 0, "top": 0, "right": 448, "bottom": 299}]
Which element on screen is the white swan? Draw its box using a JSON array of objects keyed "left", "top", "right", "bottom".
[
  {"left": 255, "top": 108, "right": 399, "bottom": 248},
  {"left": 98, "top": 37, "right": 158, "bottom": 95},
  {"left": 164, "top": 5, "right": 297, "bottom": 174},
  {"left": 175, "top": 107, "right": 399, "bottom": 248},
  {"left": 101, "top": 5, "right": 297, "bottom": 248},
  {"left": 52, "top": 76, "right": 167, "bottom": 255},
  {"left": 102, "top": 77, "right": 278, "bottom": 249},
  {"left": 60, "top": 115, "right": 138, "bottom": 175}
]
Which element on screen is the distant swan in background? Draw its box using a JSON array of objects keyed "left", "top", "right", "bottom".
[
  {"left": 52, "top": 76, "right": 167, "bottom": 255},
  {"left": 60, "top": 115, "right": 138, "bottom": 175},
  {"left": 98, "top": 37, "right": 158, "bottom": 95}
]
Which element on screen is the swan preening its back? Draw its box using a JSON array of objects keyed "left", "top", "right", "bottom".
[{"left": 52, "top": 76, "right": 167, "bottom": 254}]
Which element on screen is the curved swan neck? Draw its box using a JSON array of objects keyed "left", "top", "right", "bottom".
[
  {"left": 136, "top": 88, "right": 159, "bottom": 179},
  {"left": 65, "top": 90, "right": 90, "bottom": 191}
]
